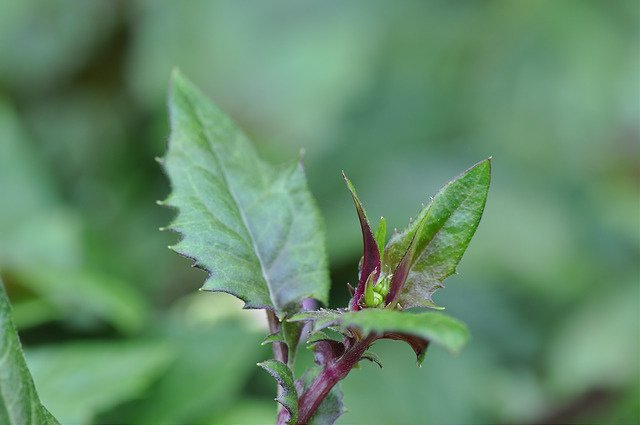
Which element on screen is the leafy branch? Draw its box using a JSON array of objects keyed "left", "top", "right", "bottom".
[{"left": 162, "top": 71, "right": 491, "bottom": 424}]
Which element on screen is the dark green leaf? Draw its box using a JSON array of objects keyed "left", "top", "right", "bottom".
[
  {"left": 257, "top": 359, "right": 298, "bottom": 425},
  {"left": 384, "top": 159, "right": 491, "bottom": 309},
  {"left": 262, "top": 331, "right": 286, "bottom": 346},
  {"left": 0, "top": 279, "right": 60, "bottom": 425},
  {"left": 163, "top": 71, "right": 330, "bottom": 313}
]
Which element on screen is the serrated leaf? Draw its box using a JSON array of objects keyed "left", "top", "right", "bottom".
[
  {"left": 384, "top": 159, "right": 491, "bottom": 309},
  {"left": 0, "top": 279, "right": 60, "bottom": 425},
  {"left": 257, "top": 360, "right": 298, "bottom": 425},
  {"left": 340, "top": 309, "right": 468, "bottom": 355},
  {"left": 163, "top": 70, "right": 330, "bottom": 312}
]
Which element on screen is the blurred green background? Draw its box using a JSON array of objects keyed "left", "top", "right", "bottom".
[{"left": 1, "top": 1, "right": 638, "bottom": 423}]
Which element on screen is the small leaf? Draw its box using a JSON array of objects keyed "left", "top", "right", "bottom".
[
  {"left": 342, "top": 309, "right": 467, "bottom": 354},
  {"left": 306, "top": 330, "right": 332, "bottom": 344},
  {"left": 360, "top": 351, "right": 384, "bottom": 368},
  {"left": 257, "top": 360, "right": 298, "bottom": 425},
  {"left": 163, "top": 71, "right": 330, "bottom": 313},
  {"left": 374, "top": 216, "right": 387, "bottom": 260},
  {"left": 281, "top": 319, "right": 303, "bottom": 366},
  {"left": 261, "top": 331, "right": 286, "bottom": 346},
  {"left": 384, "top": 159, "right": 491, "bottom": 309},
  {"left": 342, "top": 172, "right": 380, "bottom": 310},
  {"left": 0, "top": 279, "right": 60, "bottom": 425},
  {"left": 288, "top": 309, "right": 343, "bottom": 331}
]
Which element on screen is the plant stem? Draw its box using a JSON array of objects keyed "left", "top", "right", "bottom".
[
  {"left": 266, "top": 309, "right": 289, "bottom": 424},
  {"left": 266, "top": 309, "right": 288, "bottom": 364},
  {"left": 296, "top": 335, "right": 376, "bottom": 425}
]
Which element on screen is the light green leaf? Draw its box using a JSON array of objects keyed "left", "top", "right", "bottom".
[
  {"left": 342, "top": 310, "right": 468, "bottom": 354},
  {"left": 26, "top": 341, "right": 172, "bottom": 425},
  {"left": 257, "top": 359, "right": 298, "bottom": 425},
  {"left": 163, "top": 70, "right": 330, "bottom": 313},
  {"left": 0, "top": 99, "right": 148, "bottom": 333},
  {"left": 0, "top": 279, "right": 60, "bottom": 425},
  {"left": 292, "top": 309, "right": 468, "bottom": 355},
  {"left": 384, "top": 159, "right": 491, "bottom": 308},
  {"left": 374, "top": 216, "right": 386, "bottom": 260}
]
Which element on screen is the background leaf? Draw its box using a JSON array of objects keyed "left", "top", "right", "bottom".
[
  {"left": 384, "top": 159, "right": 491, "bottom": 308},
  {"left": 163, "top": 71, "right": 330, "bottom": 312},
  {"left": 26, "top": 341, "right": 172, "bottom": 425},
  {"left": 0, "top": 279, "right": 59, "bottom": 425}
]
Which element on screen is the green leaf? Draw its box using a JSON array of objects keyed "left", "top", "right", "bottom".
[
  {"left": 292, "top": 309, "right": 468, "bottom": 355},
  {"left": 257, "top": 360, "right": 298, "bottom": 425},
  {"left": 374, "top": 216, "right": 387, "bottom": 261},
  {"left": 0, "top": 279, "right": 60, "bottom": 425},
  {"left": 125, "top": 317, "right": 264, "bottom": 424},
  {"left": 262, "top": 331, "right": 286, "bottom": 346},
  {"left": 289, "top": 309, "right": 343, "bottom": 331},
  {"left": 163, "top": 70, "right": 330, "bottom": 313},
  {"left": 26, "top": 341, "right": 172, "bottom": 425},
  {"left": 341, "top": 310, "right": 468, "bottom": 355},
  {"left": 384, "top": 159, "right": 491, "bottom": 309},
  {"left": 360, "top": 351, "right": 384, "bottom": 368}
]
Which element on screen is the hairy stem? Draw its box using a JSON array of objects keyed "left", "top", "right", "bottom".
[{"left": 296, "top": 335, "right": 376, "bottom": 425}]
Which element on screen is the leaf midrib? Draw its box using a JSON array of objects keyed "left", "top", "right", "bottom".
[
  {"left": 179, "top": 93, "right": 279, "bottom": 310},
  {"left": 415, "top": 168, "right": 484, "bottom": 271}
]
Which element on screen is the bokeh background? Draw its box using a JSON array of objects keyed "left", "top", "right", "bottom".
[{"left": 1, "top": 1, "right": 638, "bottom": 423}]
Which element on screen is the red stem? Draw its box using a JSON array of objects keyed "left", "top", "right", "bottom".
[{"left": 296, "top": 335, "right": 376, "bottom": 425}]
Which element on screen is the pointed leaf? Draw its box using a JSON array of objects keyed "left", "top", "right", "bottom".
[
  {"left": 0, "top": 279, "right": 60, "bottom": 425},
  {"left": 342, "top": 310, "right": 467, "bottom": 354},
  {"left": 163, "top": 71, "right": 330, "bottom": 312},
  {"left": 383, "top": 333, "right": 429, "bottom": 366},
  {"left": 257, "top": 360, "right": 298, "bottom": 425},
  {"left": 384, "top": 159, "right": 491, "bottom": 308},
  {"left": 360, "top": 351, "right": 384, "bottom": 368},
  {"left": 261, "top": 331, "right": 286, "bottom": 346},
  {"left": 342, "top": 172, "right": 380, "bottom": 310},
  {"left": 374, "top": 216, "right": 387, "bottom": 259}
]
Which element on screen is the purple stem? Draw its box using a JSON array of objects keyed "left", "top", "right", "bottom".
[{"left": 296, "top": 335, "right": 376, "bottom": 425}]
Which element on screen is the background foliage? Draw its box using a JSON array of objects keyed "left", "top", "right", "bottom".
[{"left": 0, "top": 1, "right": 638, "bottom": 423}]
